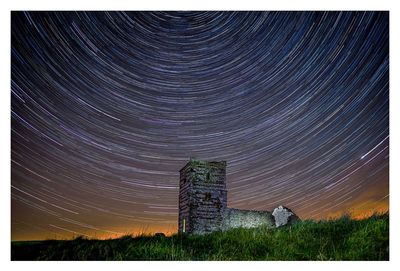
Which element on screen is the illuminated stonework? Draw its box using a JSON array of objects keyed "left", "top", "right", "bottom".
[{"left": 178, "top": 159, "right": 299, "bottom": 235}]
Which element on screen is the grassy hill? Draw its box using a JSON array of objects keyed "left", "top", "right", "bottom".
[{"left": 11, "top": 213, "right": 389, "bottom": 260}]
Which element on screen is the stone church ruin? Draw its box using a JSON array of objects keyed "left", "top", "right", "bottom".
[{"left": 178, "top": 159, "right": 299, "bottom": 235}]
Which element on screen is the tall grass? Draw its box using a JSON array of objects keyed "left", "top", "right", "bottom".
[{"left": 11, "top": 213, "right": 389, "bottom": 260}]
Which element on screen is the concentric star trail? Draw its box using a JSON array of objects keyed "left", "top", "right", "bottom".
[{"left": 11, "top": 11, "right": 388, "bottom": 240}]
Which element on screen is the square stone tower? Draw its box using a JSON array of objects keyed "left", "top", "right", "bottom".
[{"left": 178, "top": 159, "right": 227, "bottom": 234}]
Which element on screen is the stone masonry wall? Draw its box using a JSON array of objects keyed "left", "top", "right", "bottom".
[
  {"left": 178, "top": 159, "right": 298, "bottom": 235},
  {"left": 222, "top": 208, "right": 275, "bottom": 231},
  {"left": 179, "top": 159, "right": 227, "bottom": 235},
  {"left": 178, "top": 164, "right": 191, "bottom": 233},
  {"left": 189, "top": 186, "right": 226, "bottom": 234}
]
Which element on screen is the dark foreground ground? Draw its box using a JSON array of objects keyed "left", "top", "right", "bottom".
[{"left": 12, "top": 213, "right": 389, "bottom": 260}]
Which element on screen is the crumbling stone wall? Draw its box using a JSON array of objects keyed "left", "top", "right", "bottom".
[
  {"left": 179, "top": 159, "right": 227, "bottom": 234},
  {"left": 178, "top": 159, "right": 299, "bottom": 235},
  {"left": 222, "top": 208, "right": 274, "bottom": 230},
  {"left": 178, "top": 163, "right": 191, "bottom": 233}
]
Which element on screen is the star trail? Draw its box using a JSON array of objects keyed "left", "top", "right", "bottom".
[{"left": 11, "top": 11, "right": 389, "bottom": 241}]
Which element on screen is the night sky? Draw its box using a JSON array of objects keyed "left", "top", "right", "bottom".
[{"left": 11, "top": 11, "right": 389, "bottom": 241}]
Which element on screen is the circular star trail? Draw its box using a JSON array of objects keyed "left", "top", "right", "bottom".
[{"left": 11, "top": 11, "right": 389, "bottom": 240}]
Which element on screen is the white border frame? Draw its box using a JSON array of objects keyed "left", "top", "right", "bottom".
[{"left": 2, "top": 0, "right": 399, "bottom": 270}]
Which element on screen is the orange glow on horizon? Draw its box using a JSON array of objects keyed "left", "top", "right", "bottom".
[{"left": 12, "top": 206, "right": 388, "bottom": 241}]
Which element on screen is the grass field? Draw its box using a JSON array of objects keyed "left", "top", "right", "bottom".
[{"left": 11, "top": 213, "right": 389, "bottom": 261}]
